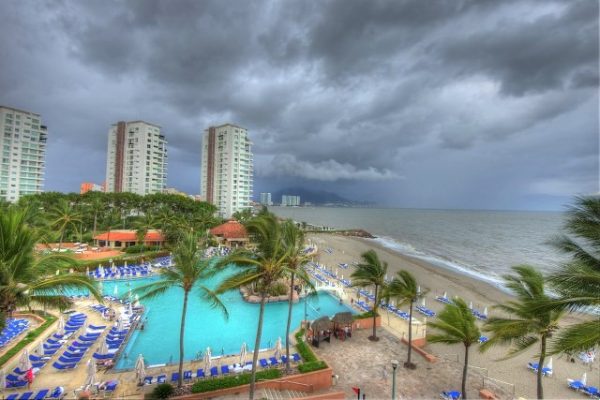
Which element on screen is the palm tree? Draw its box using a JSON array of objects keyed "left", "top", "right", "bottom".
[
  {"left": 545, "top": 196, "right": 600, "bottom": 354},
  {"left": 480, "top": 265, "right": 562, "bottom": 399},
  {"left": 280, "top": 220, "right": 313, "bottom": 374},
  {"left": 351, "top": 250, "right": 388, "bottom": 341},
  {"left": 48, "top": 200, "right": 82, "bottom": 251},
  {"left": 427, "top": 298, "right": 481, "bottom": 400},
  {"left": 134, "top": 213, "right": 157, "bottom": 247},
  {"left": 216, "top": 213, "right": 293, "bottom": 400},
  {"left": 384, "top": 270, "right": 424, "bottom": 369},
  {"left": 135, "top": 232, "right": 227, "bottom": 388},
  {"left": 0, "top": 208, "right": 101, "bottom": 328}
]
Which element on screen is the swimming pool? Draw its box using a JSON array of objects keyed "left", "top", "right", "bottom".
[{"left": 97, "top": 272, "right": 354, "bottom": 369}]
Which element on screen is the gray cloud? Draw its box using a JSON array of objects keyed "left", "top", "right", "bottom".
[{"left": 0, "top": 0, "right": 597, "bottom": 209}]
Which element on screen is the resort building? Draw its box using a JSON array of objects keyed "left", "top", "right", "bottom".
[
  {"left": 93, "top": 229, "right": 165, "bottom": 249},
  {"left": 259, "top": 192, "right": 272, "bottom": 206},
  {"left": 200, "top": 123, "right": 253, "bottom": 218},
  {"left": 105, "top": 121, "right": 168, "bottom": 195},
  {"left": 281, "top": 195, "right": 301, "bottom": 206},
  {"left": 0, "top": 106, "right": 47, "bottom": 202},
  {"left": 80, "top": 181, "right": 105, "bottom": 194},
  {"left": 209, "top": 220, "right": 249, "bottom": 248}
]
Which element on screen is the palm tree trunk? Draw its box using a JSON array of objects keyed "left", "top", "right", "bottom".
[
  {"left": 178, "top": 291, "right": 189, "bottom": 388},
  {"left": 405, "top": 299, "right": 414, "bottom": 368},
  {"left": 93, "top": 213, "right": 97, "bottom": 239},
  {"left": 371, "top": 284, "right": 378, "bottom": 340},
  {"left": 462, "top": 344, "right": 470, "bottom": 400},
  {"left": 57, "top": 231, "right": 64, "bottom": 252},
  {"left": 537, "top": 335, "right": 546, "bottom": 399},
  {"left": 285, "top": 272, "right": 295, "bottom": 374},
  {"left": 250, "top": 295, "right": 267, "bottom": 400}
]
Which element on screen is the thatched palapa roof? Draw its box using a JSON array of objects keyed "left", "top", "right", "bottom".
[
  {"left": 331, "top": 312, "right": 353, "bottom": 325},
  {"left": 310, "top": 316, "right": 332, "bottom": 333}
]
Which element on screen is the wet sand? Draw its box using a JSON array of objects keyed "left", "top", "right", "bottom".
[{"left": 310, "top": 233, "right": 598, "bottom": 400}]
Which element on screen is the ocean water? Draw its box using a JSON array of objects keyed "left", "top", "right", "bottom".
[{"left": 270, "top": 207, "right": 567, "bottom": 289}]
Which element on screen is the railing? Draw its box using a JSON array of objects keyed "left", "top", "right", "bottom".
[
  {"left": 273, "top": 380, "right": 314, "bottom": 393},
  {"left": 483, "top": 376, "right": 515, "bottom": 399}
]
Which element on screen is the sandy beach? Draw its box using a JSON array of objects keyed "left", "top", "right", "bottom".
[{"left": 309, "top": 232, "right": 598, "bottom": 400}]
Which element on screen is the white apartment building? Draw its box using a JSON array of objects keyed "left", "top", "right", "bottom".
[
  {"left": 281, "top": 195, "right": 300, "bottom": 206},
  {"left": 201, "top": 123, "right": 253, "bottom": 218},
  {"left": 0, "top": 106, "right": 47, "bottom": 202},
  {"left": 105, "top": 121, "right": 168, "bottom": 195},
  {"left": 259, "top": 192, "right": 272, "bottom": 206}
]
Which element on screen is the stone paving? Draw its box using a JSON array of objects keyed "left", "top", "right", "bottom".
[{"left": 314, "top": 327, "right": 510, "bottom": 400}]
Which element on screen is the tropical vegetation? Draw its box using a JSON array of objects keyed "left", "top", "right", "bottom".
[
  {"left": 384, "top": 270, "right": 424, "bottom": 369},
  {"left": 135, "top": 232, "right": 228, "bottom": 388},
  {"left": 481, "top": 265, "right": 563, "bottom": 399},
  {"left": 351, "top": 249, "right": 388, "bottom": 341},
  {"left": 427, "top": 298, "right": 481, "bottom": 400}
]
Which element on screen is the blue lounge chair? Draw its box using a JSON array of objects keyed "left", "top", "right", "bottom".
[
  {"left": 221, "top": 365, "right": 230, "bottom": 375},
  {"left": 210, "top": 366, "right": 218, "bottom": 377},
  {"left": 269, "top": 357, "right": 279, "bottom": 366},
  {"left": 34, "top": 390, "right": 49, "bottom": 400},
  {"left": 58, "top": 355, "right": 82, "bottom": 363},
  {"left": 441, "top": 391, "right": 461, "bottom": 400},
  {"left": 281, "top": 355, "right": 288, "bottom": 363},
  {"left": 48, "top": 387, "right": 65, "bottom": 399},
  {"left": 6, "top": 394, "right": 19, "bottom": 400},
  {"left": 292, "top": 353, "right": 301, "bottom": 362},
  {"left": 478, "top": 336, "right": 489, "bottom": 344},
  {"left": 259, "top": 358, "right": 269, "bottom": 368},
  {"left": 93, "top": 353, "right": 114, "bottom": 360},
  {"left": 7, "top": 380, "right": 28, "bottom": 388},
  {"left": 583, "top": 386, "right": 599, "bottom": 397},
  {"left": 184, "top": 370, "right": 193, "bottom": 380},
  {"left": 19, "top": 392, "right": 33, "bottom": 400},
  {"left": 157, "top": 374, "right": 166, "bottom": 383},
  {"left": 568, "top": 380, "right": 586, "bottom": 390},
  {"left": 143, "top": 376, "right": 153, "bottom": 385},
  {"left": 104, "top": 381, "right": 118, "bottom": 394},
  {"left": 53, "top": 361, "right": 77, "bottom": 370},
  {"left": 196, "top": 368, "right": 205, "bottom": 378},
  {"left": 170, "top": 372, "right": 180, "bottom": 382}
]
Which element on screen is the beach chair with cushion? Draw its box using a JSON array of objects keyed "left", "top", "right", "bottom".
[
  {"left": 33, "top": 390, "right": 49, "bottom": 400},
  {"left": 170, "top": 372, "right": 180, "bottom": 383},
  {"left": 143, "top": 376, "right": 153, "bottom": 385},
  {"left": 210, "top": 366, "right": 218, "bottom": 377},
  {"left": 292, "top": 353, "right": 301, "bottom": 362},
  {"left": 183, "top": 370, "right": 193, "bottom": 380},
  {"left": 7, "top": 380, "right": 28, "bottom": 388},
  {"left": 156, "top": 374, "right": 166, "bottom": 383},
  {"left": 441, "top": 391, "right": 461, "bottom": 400},
  {"left": 568, "top": 380, "right": 586, "bottom": 391},
  {"left": 478, "top": 336, "right": 489, "bottom": 344},
  {"left": 259, "top": 358, "right": 269, "bottom": 368},
  {"left": 6, "top": 394, "right": 18, "bottom": 400},
  {"left": 221, "top": 365, "right": 230, "bottom": 375},
  {"left": 19, "top": 392, "right": 33, "bottom": 400},
  {"left": 103, "top": 381, "right": 118, "bottom": 396},
  {"left": 49, "top": 387, "right": 65, "bottom": 399},
  {"left": 269, "top": 357, "right": 279, "bottom": 366},
  {"left": 583, "top": 386, "right": 599, "bottom": 398},
  {"left": 53, "top": 361, "right": 77, "bottom": 370},
  {"left": 196, "top": 368, "right": 205, "bottom": 378}
]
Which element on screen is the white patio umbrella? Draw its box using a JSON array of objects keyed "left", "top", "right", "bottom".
[
  {"left": 421, "top": 298, "right": 426, "bottom": 307},
  {"left": 417, "top": 285, "right": 421, "bottom": 295},
  {"left": 116, "top": 317, "right": 125, "bottom": 332},
  {"left": 0, "top": 369, "right": 5, "bottom": 392},
  {"left": 98, "top": 340, "right": 109, "bottom": 355},
  {"left": 37, "top": 341, "right": 44, "bottom": 356},
  {"left": 18, "top": 349, "right": 31, "bottom": 372},
  {"left": 86, "top": 267, "right": 89, "bottom": 276},
  {"left": 135, "top": 354, "right": 146, "bottom": 384},
  {"left": 274, "top": 337, "right": 282, "bottom": 360},
  {"left": 84, "top": 359, "right": 96, "bottom": 386},
  {"left": 57, "top": 316, "right": 65, "bottom": 337},
  {"left": 468, "top": 301, "right": 473, "bottom": 310},
  {"left": 98, "top": 281, "right": 103, "bottom": 294},
  {"left": 581, "top": 372, "right": 587, "bottom": 386},
  {"left": 443, "top": 291, "right": 447, "bottom": 299},
  {"left": 483, "top": 307, "right": 488, "bottom": 316},
  {"left": 545, "top": 357, "right": 553, "bottom": 371},
  {"left": 128, "top": 301, "right": 133, "bottom": 315},
  {"left": 239, "top": 342, "right": 247, "bottom": 365},
  {"left": 204, "top": 347, "right": 212, "bottom": 371},
  {"left": 124, "top": 261, "right": 127, "bottom": 268}
]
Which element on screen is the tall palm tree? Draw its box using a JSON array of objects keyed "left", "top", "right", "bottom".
[
  {"left": 384, "top": 270, "right": 424, "bottom": 369},
  {"left": 134, "top": 213, "right": 157, "bottom": 246},
  {"left": 0, "top": 208, "right": 101, "bottom": 328},
  {"left": 480, "top": 265, "right": 562, "bottom": 400},
  {"left": 217, "top": 213, "right": 293, "bottom": 400},
  {"left": 545, "top": 196, "right": 600, "bottom": 354},
  {"left": 351, "top": 250, "right": 388, "bottom": 341},
  {"left": 135, "top": 232, "right": 227, "bottom": 388},
  {"left": 428, "top": 298, "right": 481, "bottom": 400},
  {"left": 280, "top": 220, "right": 313, "bottom": 374},
  {"left": 48, "top": 200, "right": 82, "bottom": 251}
]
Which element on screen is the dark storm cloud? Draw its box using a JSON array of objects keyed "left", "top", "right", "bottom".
[{"left": 0, "top": 0, "right": 596, "bottom": 208}]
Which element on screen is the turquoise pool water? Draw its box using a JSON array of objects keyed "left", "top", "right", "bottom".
[{"left": 98, "top": 273, "right": 354, "bottom": 369}]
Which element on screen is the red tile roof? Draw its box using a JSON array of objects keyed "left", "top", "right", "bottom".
[
  {"left": 93, "top": 230, "right": 164, "bottom": 242},
  {"left": 210, "top": 220, "right": 248, "bottom": 239}
]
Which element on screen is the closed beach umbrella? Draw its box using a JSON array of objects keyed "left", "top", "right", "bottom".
[
  {"left": 443, "top": 291, "right": 447, "bottom": 299},
  {"left": 37, "top": 341, "right": 44, "bottom": 356},
  {"left": 581, "top": 372, "right": 587, "bottom": 386},
  {"left": 18, "top": 349, "right": 31, "bottom": 372},
  {"left": 117, "top": 317, "right": 125, "bottom": 332},
  {"left": 204, "top": 347, "right": 212, "bottom": 371},
  {"left": 86, "top": 267, "right": 89, "bottom": 276},
  {"left": 469, "top": 301, "right": 473, "bottom": 310},
  {"left": 421, "top": 298, "right": 426, "bottom": 307},
  {"left": 84, "top": 359, "right": 96, "bottom": 386},
  {"left": 545, "top": 357, "right": 553, "bottom": 371},
  {"left": 98, "top": 281, "right": 103, "bottom": 294},
  {"left": 128, "top": 301, "right": 133, "bottom": 315},
  {"left": 57, "top": 315, "right": 65, "bottom": 336},
  {"left": 98, "top": 340, "right": 109, "bottom": 355},
  {"left": 135, "top": 354, "right": 146, "bottom": 384},
  {"left": 274, "top": 337, "right": 282, "bottom": 360},
  {"left": 483, "top": 307, "right": 488, "bottom": 316},
  {"left": 239, "top": 342, "right": 247, "bottom": 365},
  {"left": 0, "top": 369, "right": 5, "bottom": 391},
  {"left": 124, "top": 261, "right": 127, "bottom": 268}
]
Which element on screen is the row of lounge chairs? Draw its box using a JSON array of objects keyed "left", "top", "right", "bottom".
[
  {"left": 5, "top": 386, "right": 65, "bottom": 400},
  {"left": 142, "top": 354, "right": 302, "bottom": 385},
  {"left": 52, "top": 314, "right": 100, "bottom": 371},
  {"left": 89, "top": 265, "right": 151, "bottom": 280},
  {"left": 568, "top": 380, "right": 599, "bottom": 398},
  {"left": 415, "top": 305, "right": 436, "bottom": 317},
  {"left": 0, "top": 319, "right": 30, "bottom": 347},
  {"left": 435, "top": 295, "right": 487, "bottom": 320}
]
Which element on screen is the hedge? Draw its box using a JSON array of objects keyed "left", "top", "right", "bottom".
[
  {"left": 294, "top": 328, "right": 328, "bottom": 373},
  {"left": 298, "top": 360, "right": 328, "bottom": 373},
  {"left": 353, "top": 310, "right": 379, "bottom": 320},
  {"left": 124, "top": 245, "right": 160, "bottom": 254},
  {"left": 0, "top": 313, "right": 57, "bottom": 367},
  {"left": 190, "top": 368, "right": 281, "bottom": 393}
]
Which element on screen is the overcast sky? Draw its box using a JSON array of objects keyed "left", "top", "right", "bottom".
[{"left": 1, "top": 0, "right": 597, "bottom": 210}]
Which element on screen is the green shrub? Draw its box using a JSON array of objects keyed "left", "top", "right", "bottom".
[
  {"left": 124, "top": 245, "right": 159, "bottom": 254},
  {"left": 353, "top": 310, "right": 379, "bottom": 319},
  {"left": 268, "top": 282, "right": 288, "bottom": 296},
  {"left": 191, "top": 369, "right": 281, "bottom": 393},
  {"left": 298, "top": 360, "right": 328, "bottom": 373},
  {"left": 148, "top": 383, "right": 174, "bottom": 399},
  {"left": 0, "top": 313, "right": 57, "bottom": 367}
]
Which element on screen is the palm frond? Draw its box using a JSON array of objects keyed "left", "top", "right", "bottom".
[
  {"left": 198, "top": 285, "right": 229, "bottom": 321},
  {"left": 549, "top": 319, "right": 600, "bottom": 354}
]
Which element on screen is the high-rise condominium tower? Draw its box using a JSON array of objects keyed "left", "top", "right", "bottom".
[
  {"left": 0, "top": 106, "right": 47, "bottom": 202},
  {"left": 201, "top": 123, "right": 253, "bottom": 218},
  {"left": 105, "top": 121, "right": 168, "bottom": 195}
]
